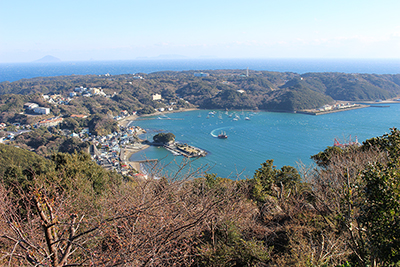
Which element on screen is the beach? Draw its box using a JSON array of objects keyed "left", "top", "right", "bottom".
[{"left": 118, "top": 108, "right": 199, "bottom": 173}]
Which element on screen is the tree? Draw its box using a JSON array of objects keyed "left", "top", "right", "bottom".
[
  {"left": 153, "top": 132, "right": 175, "bottom": 144},
  {"left": 309, "top": 129, "right": 400, "bottom": 266},
  {"left": 251, "top": 160, "right": 301, "bottom": 202},
  {"left": 360, "top": 161, "right": 400, "bottom": 265}
]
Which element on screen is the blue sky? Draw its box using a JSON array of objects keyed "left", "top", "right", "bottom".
[{"left": 1, "top": 0, "right": 399, "bottom": 62}]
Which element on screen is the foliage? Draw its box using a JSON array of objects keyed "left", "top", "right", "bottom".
[
  {"left": 13, "top": 127, "right": 89, "bottom": 157},
  {"left": 311, "top": 145, "right": 346, "bottom": 168},
  {"left": 196, "top": 221, "right": 270, "bottom": 266},
  {"left": 1, "top": 71, "right": 400, "bottom": 121},
  {"left": 0, "top": 143, "right": 52, "bottom": 176},
  {"left": 153, "top": 132, "right": 175, "bottom": 144},
  {"left": 251, "top": 159, "right": 301, "bottom": 202},
  {"left": 360, "top": 161, "right": 400, "bottom": 265},
  {"left": 87, "top": 114, "right": 119, "bottom": 136},
  {"left": 2, "top": 129, "right": 400, "bottom": 266}
]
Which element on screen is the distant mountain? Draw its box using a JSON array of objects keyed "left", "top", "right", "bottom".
[
  {"left": 33, "top": 55, "right": 61, "bottom": 63},
  {"left": 136, "top": 54, "right": 187, "bottom": 60}
]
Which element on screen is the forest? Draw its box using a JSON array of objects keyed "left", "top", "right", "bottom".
[{"left": 1, "top": 128, "right": 399, "bottom": 266}]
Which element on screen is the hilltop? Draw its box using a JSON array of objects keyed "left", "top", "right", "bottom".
[{"left": 33, "top": 55, "right": 61, "bottom": 63}]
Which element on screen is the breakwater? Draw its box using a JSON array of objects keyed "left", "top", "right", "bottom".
[{"left": 164, "top": 143, "right": 207, "bottom": 158}]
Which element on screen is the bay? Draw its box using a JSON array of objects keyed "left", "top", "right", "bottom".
[{"left": 129, "top": 104, "right": 400, "bottom": 179}]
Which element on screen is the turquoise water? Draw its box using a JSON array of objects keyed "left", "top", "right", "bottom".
[{"left": 129, "top": 105, "right": 400, "bottom": 179}]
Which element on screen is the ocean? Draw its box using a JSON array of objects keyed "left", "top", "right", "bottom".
[
  {"left": 1, "top": 58, "right": 399, "bottom": 83},
  {"left": 1, "top": 58, "right": 399, "bottom": 178}
]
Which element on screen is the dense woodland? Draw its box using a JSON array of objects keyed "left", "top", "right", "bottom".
[
  {"left": 1, "top": 128, "right": 400, "bottom": 266},
  {"left": 1, "top": 70, "right": 400, "bottom": 125}
]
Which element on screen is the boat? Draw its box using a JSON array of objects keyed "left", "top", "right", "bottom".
[
  {"left": 245, "top": 117, "right": 250, "bottom": 120},
  {"left": 218, "top": 131, "right": 228, "bottom": 139}
]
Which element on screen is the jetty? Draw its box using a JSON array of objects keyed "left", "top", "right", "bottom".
[{"left": 163, "top": 142, "right": 207, "bottom": 158}]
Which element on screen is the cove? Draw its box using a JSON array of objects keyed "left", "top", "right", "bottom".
[{"left": 129, "top": 104, "right": 400, "bottom": 179}]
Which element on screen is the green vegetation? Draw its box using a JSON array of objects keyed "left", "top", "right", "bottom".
[
  {"left": 1, "top": 70, "right": 400, "bottom": 126},
  {"left": 153, "top": 132, "right": 175, "bottom": 144},
  {"left": 13, "top": 127, "right": 90, "bottom": 157},
  {"left": 1, "top": 129, "right": 400, "bottom": 266}
]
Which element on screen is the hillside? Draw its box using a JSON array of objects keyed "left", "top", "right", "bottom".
[{"left": 0, "top": 70, "right": 399, "bottom": 123}]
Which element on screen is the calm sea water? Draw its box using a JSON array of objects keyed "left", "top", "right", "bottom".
[
  {"left": 1, "top": 58, "right": 399, "bottom": 82},
  {"left": 130, "top": 106, "right": 400, "bottom": 179}
]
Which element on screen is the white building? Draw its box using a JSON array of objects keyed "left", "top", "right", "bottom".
[
  {"left": 34, "top": 107, "right": 50, "bottom": 114},
  {"left": 152, "top": 94, "right": 162, "bottom": 101},
  {"left": 74, "top": 86, "right": 86, "bottom": 93},
  {"left": 24, "top": 102, "right": 39, "bottom": 110}
]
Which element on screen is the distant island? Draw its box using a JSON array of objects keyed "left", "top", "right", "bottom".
[{"left": 33, "top": 55, "right": 61, "bottom": 63}]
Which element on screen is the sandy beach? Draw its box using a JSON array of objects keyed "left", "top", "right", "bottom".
[{"left": 121, "top": 145, "right": 149, "bottom": 172}]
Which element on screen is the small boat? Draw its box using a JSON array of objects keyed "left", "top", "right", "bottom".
[
  {"left": 245, "top": 117, "right": 250, "bottom": 120},
  {"left": 218, "top": 131, "right": 228, "bottom": 139}
]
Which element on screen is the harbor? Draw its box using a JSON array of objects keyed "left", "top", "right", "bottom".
[{"left": 163, "top": 142, "right": 207, "bottom": 158}]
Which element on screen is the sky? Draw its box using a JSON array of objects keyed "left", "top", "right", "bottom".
[{"left": 0, "top": 0, "right": 400, "bottom": 63}]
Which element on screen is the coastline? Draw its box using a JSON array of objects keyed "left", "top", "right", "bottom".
[
  {"left": 117, "top": 102, "right": 398, "bottom": 173},
  {"left": 117, "top": 108, "right": 198, "bottom": 173},
  {"left": 121, "top": 145, "right": 150, "bottom": 172},
  {"left": 297, "top": 104, "right": 370, "bottom": 115}
]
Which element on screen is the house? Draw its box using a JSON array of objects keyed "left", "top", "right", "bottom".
[
  {"left": 74, "top": 86, "right": 86, "bottom": 93},
  {"left": 37, "top": 117, "right": 63, "bottom": 127},
  {"left": 152, "top": 94, "right": 162, "bottom": 101},
  {"left": 194, "top": 72, "right": 209, "bottom": 77}
]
